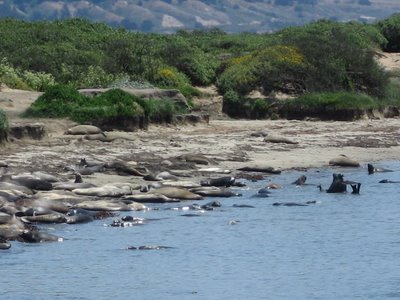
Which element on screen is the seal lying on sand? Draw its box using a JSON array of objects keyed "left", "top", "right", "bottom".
[
  {"left": 329, "top": 155, "right": 360, "bottom": 167},
  {"left": 64, "top": 125, "right": 104, "bottom": 135},
  {"left": 237, "top": 165, "right": 281, "bottom": 174}
]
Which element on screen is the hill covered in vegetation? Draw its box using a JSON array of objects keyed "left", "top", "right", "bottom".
[
  {"left": 1, "top": 14, "right": 400, "bottom": 128},
  {"left": 0, "top": 0, "right": 399, "bottom": 33}
]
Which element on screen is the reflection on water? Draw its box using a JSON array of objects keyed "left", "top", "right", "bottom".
[{"left": 2, "top": 162, "right": 400, "bottom": 300}]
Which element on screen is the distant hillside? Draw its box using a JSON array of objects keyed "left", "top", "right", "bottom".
[{"left": 0, "top": 0, "right": 399, "bottom": 33}]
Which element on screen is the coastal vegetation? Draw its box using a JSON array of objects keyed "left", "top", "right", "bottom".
[
  {"left": 1, "top": 14, "right": 400, "bottom": 123},
  {"left": 23, "top": 85, "right": 185, "bottom": 128},
  {"left": 0, "top": 109, "right": 8, "bottom": 143}
]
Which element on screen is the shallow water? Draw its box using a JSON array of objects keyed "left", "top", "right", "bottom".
[{"left": 2, "top": 161, "right": 400, "bottom": 300}]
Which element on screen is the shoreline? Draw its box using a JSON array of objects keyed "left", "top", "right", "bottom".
[
  {"left": 2, "top": 118, "right": 400, "bottom": 182},
  {"left": 1, "top": 88, "right": 400, "bottom": 183}
]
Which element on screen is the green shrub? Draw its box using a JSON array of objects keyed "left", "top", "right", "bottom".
[
  {"left": 280, "top": 92, "right": 380, "bottom": 120},
  {"left": 217, "top": 58, "right": 259, "bottom": 96},
  {"left": 0, "top": 58, "right": 30, "bottom": 90},
  {"left": 375, "top": 14, "right": 400, "bottom": 52},
  {"left": 76, "top": 65, "right": 125, "bottom": 89},
  {"left": 153, "top": 67, "right": 191, "bottom": 88},
  {"left": 23, "top": 84, "right": 88, "bottom": 118},
  {"left": 21, "top": 70, "right": 55, "bottom": 91},
  {"left": 23, "top": 86, "right": 184, "bottom": 125},
  {"left": 0, "top": 109, "right": 8, "bottom": 143}
]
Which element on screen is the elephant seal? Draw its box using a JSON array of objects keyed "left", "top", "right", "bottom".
[
  {"left": 367, "top": 164, "right": 393, "bottom": 175},
  {"left": 0, "top": 238, "right": 11, "bottom": 249},
  {"left": 250, "top": 130, "right": 269, "bottom": 137},
  {"left": 197, "top": 167, "right": 231, "bottom": 174},
  {"left": 237, "top": 166, "right": 281, "bottom": 174},
  {"left": 200, "top": 176, "right": 235, "bottom": 187},
  {"left": 83, "top": 133, "right": 116, "bottom": 142},
  {"left": 74, "top": 199, "right": 146, "bottom": 211},
  {"left": 0, "top": 214, "right": 27, "bottom": 239},
  {"left": 325, "top": 173, "right": 347, "bottom": 193},
  {"left": 110, "top": 217, "right": 145, "bottom": 227},
  {"left": 19, "top": 230, "right": 63, "bottom": 243},
  {"left": 273, "top": 201, "right": 316, "bottom": 207},
  {"left": 190, "top": 187, "right": 242, "bottom": 198},
  {"left": 143, "top": 171, "right": 179, "bottom": 182},
  {"left": 65, "top": 125, "right": 103, "bottom": 135},
  {"left": 233, "top": 204, "right": 255, "bottom": 208},
  {"left": 72, "top": 184, "right": 134, "bottom": 197},
  {"left": 252, "top": 188, "right": 271, "bottom": 198},
  {"left": 122, "top": 193, "right": 179, "bottom": 203},
  {"left": 53, "top": 173, "right": 97, "bottom": 191},
  {"left": 127, "top": 245, "right": 173, "bottom": 250},
  {"left": 379, "top": 179, "right": 400, "bottom": 183},
  {"left": 105, "top": 161, "right": 148, "bottom": 176},
  {"left": 321, "top": 173, "right": 361, "bottom": 194},
  {"left": 264, "top": 135, "right": 298, "bottom": 144},
  {"left": 2, "top": 175, "right": 52, "bottom": 191},
  {"left": 65, "top": 209, "right": 94, "bottom": 224},
  {"left": 329, "top": 155, "right": 360, "bottom": 167},
  {"left": 0, "top": 182, "right": 33, "bottom": 195},
  {"left": 150, "top": 187, "right": 203, "bottom": 200},
  {"left": 292, "top": 175, "right": 307, "bottom": 186},
  {"left": 265, "top": 183, "right": 282, "bottom": 189},
  {"left": 176, "top": 154, "right": 213, "bottom": 165},
  {"left": 31, "top": 171, "right": 60, "bottom": 183},
  {"left": 23, "top": 213, "right": 67, "bottom": 224}
]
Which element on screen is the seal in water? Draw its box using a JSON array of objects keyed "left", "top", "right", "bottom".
[
  {"left": 367, "top": 163, "right": 393, "bottom": 175},
  {"left": 319, "top": 173, "right": 361, "bottom": 194},
  {"left": 292, "top": 175, "right": 307, "bottom": 186},
  {"left": 127, "top": 245, "right": 173, "bottom": 250}
]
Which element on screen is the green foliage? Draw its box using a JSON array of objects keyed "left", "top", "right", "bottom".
[
  {"left": 0, "top": 58, "right": 30, "bottom": 90},
  {"left": 217, "top": 57, "right": 259, "bottom": 95},
  {"left": 23, "top": 85, "right": 184, "bottom": 125},
  {"left": 375, "top": 13, "right": 400, "bottom": 52},
  {"left": 153, "top": 67, "right": 191, "bottom": 88},
  {"left": 21, "top": 70, "right": 55, "bottom": 91},
  {"left": 0, "top": 109, "right": 8, "bottom": 143},
  {"left": 159, "top": 36, "right": 218, "bottom": 86},
  {"left": 0, "top": 17, "right": 399, "bottom": 120},
  {"left": 280, "top": 92, "right": 381, "bottom": 120},
  {"left": 284, "top": 92, "right": 378, "bottom": 110},
  {"left": 0, "top": 57, "right": 55, "bottom": 91},
  {"left": 23, "top": 84, "right": 88, "bottom": 118},
  {"left": 273, "top": 20, "right": 389, "bottom": 96}
]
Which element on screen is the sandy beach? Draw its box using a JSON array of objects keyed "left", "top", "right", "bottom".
[
  {"left": 1, "top": 87, "right": 400, "bottom": 184},
  {"left": 1, "top": 50, "right": 400, "bottom": 183}
]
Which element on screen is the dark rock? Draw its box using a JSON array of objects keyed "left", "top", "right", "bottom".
[{"left": 9, "top": 123, "right": 45, "bottom": 140}]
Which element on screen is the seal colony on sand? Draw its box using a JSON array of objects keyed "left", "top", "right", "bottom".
[{"left": 2, "top": 88, "right": 400, "bottom": 250}]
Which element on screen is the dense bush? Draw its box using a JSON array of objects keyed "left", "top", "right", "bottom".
[
  {"left": 1, "top": 17, "right": 399, "bottom": 120},
  {"left": 23, "top": 84, "right": 88, "bottom": 118},
  {"left": 375, "top": 14, "right": 400, "bottom": 52},
  {"left": 275, "top": 20, "right": 388, "bottom": 97},
  {"left": 0, "top": 109, "right": 8, "bottom": 143},
  {"left": 279, "top": 92, "right": 380, "bottom": 120},
  {"left": 23, "top": 85, "right": 185, "bottom": 125},
  {"left": 0, "top": 58, "right": 54, "bottom": 91}
]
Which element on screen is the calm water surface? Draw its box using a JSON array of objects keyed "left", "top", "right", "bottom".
[{"left": 2, "top": 161, "right": 400, "bottom": 300}]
